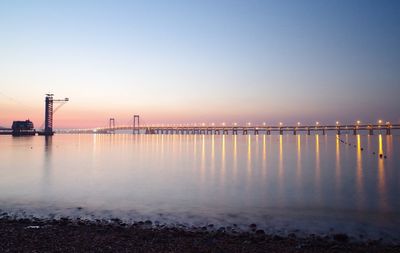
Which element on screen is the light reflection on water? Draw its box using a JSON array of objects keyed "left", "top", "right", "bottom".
[{"left": 0, "top": 134, "right": 399, "bottom": 241}]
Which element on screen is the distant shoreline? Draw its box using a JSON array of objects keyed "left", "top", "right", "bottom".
[{"left": 0, "top": 217, "right": 398, "bottom": 252}]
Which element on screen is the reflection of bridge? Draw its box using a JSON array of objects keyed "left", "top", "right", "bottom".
[{"left": 56, "top": 123, "right": 399, "bottom": 135}]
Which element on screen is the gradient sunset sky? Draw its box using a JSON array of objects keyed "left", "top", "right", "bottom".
[{"left": 1, "top": 0, "right": 399, "bottom": 128}]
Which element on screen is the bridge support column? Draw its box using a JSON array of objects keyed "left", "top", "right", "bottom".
[
  {"left": 233, "top": 128, "right": 237, "bottom": 135},
  {"left": 279, "top": 128, "right": 283, "bottom": 135},
  {"left": 369, "top": 128, "right": 374, "bottom": 135},
  {"left": 254, "top": 129, "right": 258, "bottom": 135},
  {"left": 322, "top": 129, "right": 326, "bottom": 135},
  {"left": 353, "top": 128, "right": 357, "bottom": 135},
  {"left": 243, "top": 129, "right": 248, "bottom": 135},
  {"left": 267, "top": 130, "right": 270, "bottom": 135},
  {"left": 386, "top": 127, "right": 391, "bottom": 135},
  {"left": 293, "top": 129, "right": 296, "bottom": 135},
  {"left": 307, "top": 128, "right": 311, "bottom": 135},
  {"left": 337, "top": 128, "right": 340, "bottom": 135}
]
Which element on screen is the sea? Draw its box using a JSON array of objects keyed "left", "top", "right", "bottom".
[{"left": 0, "top": 132, "right": 399, "bottom": 243}]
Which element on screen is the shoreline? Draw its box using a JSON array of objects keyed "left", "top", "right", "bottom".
[{"left": 0, "top": 217, "right": 398, "bottom": 252}]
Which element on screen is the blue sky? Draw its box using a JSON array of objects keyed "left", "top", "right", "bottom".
[{"left": 0, "top": 0, "right": 399, "bottom": 127}]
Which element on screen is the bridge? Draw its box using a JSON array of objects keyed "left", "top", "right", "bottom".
[
  {"left": 0, "top": 94, "right": 397, "bottom": 136},
  {"left": 56, "top": 122, "right": 399, "bottom": 136}
]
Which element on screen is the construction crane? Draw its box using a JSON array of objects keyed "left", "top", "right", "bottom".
[{"left": 39, "top": 94, "right": 69, "bottom": 136}]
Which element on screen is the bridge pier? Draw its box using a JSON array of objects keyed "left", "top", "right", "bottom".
[
  {"left": 307, "top": 128, "right": 311, "bottom": 135},
  {"left": 353, "top": 128, "right": 357, "bottom": 135},
  {"left": 322, "top": 128, "right": 326, "bottom": 135},
  {"left": 233, "top": 128, "right": 238, "bottom": 135},
  {"left": 223, "top": 129, "right": 228, "bottom": 135},
  {"left": 369, "top": 128, "right": 374, "bottom": 135},
  {"left": 279, "top": 128, "right": 283, "bottom": 135},
  {"left": 243, "top": 129, "right": 248, "bottom": 135},
  {"left": 215, "top": 129, "right": 220, "bottom": 135},
  {"left": 266, "top": 129, "right": 271, "bottom": 135},
  {"left": 254, "top": 129, "right": 258, "bottom": 135},
  {"left": 336, "top": 128, "right": 341, "bottom": 135},
  {"left": 293, "top": 129, "right": 296, "bottom": 135},
  {"left": 386, "top": 127, "right": 391, "bottom": 135}
]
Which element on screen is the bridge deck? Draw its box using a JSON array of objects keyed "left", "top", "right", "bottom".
[{"left": 56, "top": 124, "right": 399, "bottom": 135}]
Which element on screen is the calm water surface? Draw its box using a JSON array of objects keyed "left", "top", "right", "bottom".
[{"left": 0, "top": 134, "right": 399, "bottom": 241}]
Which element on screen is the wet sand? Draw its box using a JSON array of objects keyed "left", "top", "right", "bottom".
[{"left": 0, "top": 218, "right": 398, "bottom": 252}]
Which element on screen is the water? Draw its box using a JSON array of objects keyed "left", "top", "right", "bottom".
[{"left": 0, "top": 133, "right": 399, "bottom": 242}]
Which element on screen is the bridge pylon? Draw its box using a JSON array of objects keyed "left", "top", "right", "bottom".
[
  {"left": 109, "top": 118, "right": 115, "bottom": 134},
  {"left": 133, "top": 115, "right": 140, "bottom": 134}
]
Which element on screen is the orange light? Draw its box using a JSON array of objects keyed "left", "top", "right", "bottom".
[
  {"left": 357, "top": 120, "right": 361, "bottom": 125},
  {"left": 378, "top": 120, "right": 382, "bottom": 124}
]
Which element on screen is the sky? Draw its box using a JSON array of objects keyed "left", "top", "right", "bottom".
[{"left": 0, "top": 0, "right": 399, "bottom": 128}]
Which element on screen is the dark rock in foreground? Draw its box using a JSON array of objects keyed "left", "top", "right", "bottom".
[{"left": 0, "top": 218, "right": 398, "bottom": 252}]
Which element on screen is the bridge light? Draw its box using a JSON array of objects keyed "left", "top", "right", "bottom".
[
  {"left": 297, "top": 122, "right": 300, "bottom": 126},
  {"left": 211, "top": 122, "right": 215, "bottom": 126},
  {"left": 336, "top": 121, "right": 339, "bottom": 125},
  {"left": 247, "top": 122, "right": 251, "bottom": 126},
  {"left": 222, "top": 122, "right": 226, "bottom": 126},
  {"left": 386, "top": 121, "right": 390, "bottom": 125},
  {"left": 378, "top": 120, "right": 382, "bottom": 124},
  {"left": 357, "top": 120, "right": 361, "bottom": 125},
  {"left": 279, "top": 122, "right": 283, "bottom": 126},
  {"left": 233, "top": 122, "right": 237, "bottom": 126},
  {"left": 202, "top": 123, "right": 205, "bottom": 126},
  {"left": 316, "top": 121, "right": 319, "bottom": 126},
  {"left": 263, "top": 122, "right": 266, "bottom": 126}
]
